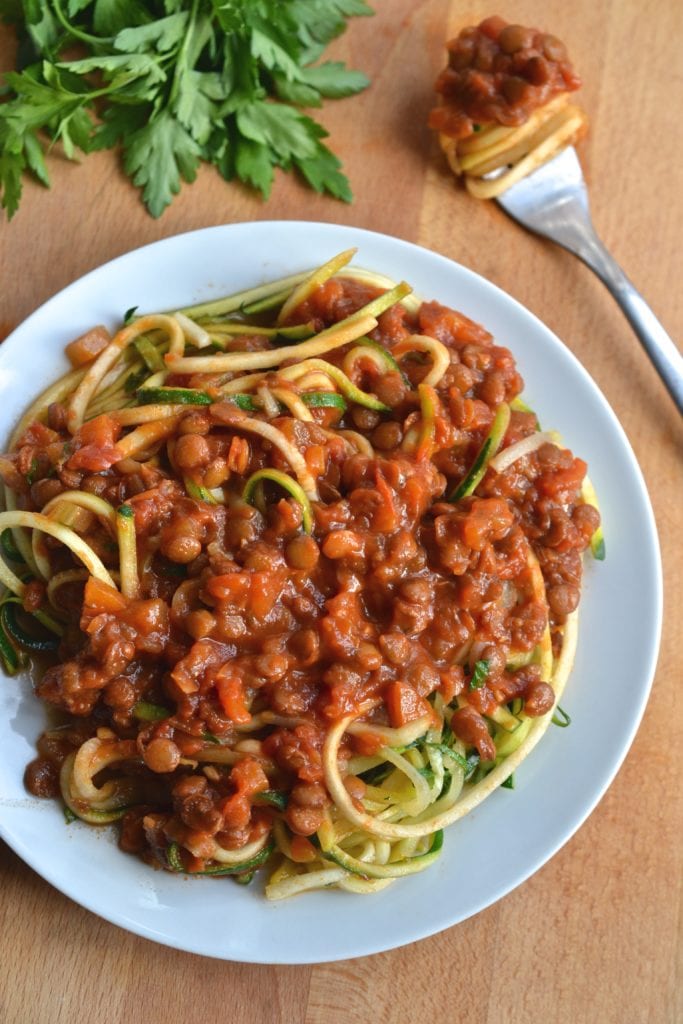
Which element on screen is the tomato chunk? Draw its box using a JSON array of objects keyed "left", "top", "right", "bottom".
[
  {"left": 215, "top": 676, "right": 252, "bottom": 724},
  {"left": 385, "top": 680, "right": 432, "bottom": 728}
]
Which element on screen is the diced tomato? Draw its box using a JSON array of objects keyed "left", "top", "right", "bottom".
[
  {"left": 220, "top": 756, "right": 269, "bottom": 829},
  {"left": 459, "top": 498, "right": 514, "bottom": 551},
  {"left": 66, "top": 445, "right": 122, "bottom": 472},
  {"left": 232, "top": 756, "right": 269, "bottom": 795},
  {"left": 18, "top": 421, "right": 59, "bottom": 447},
  {"left": 215, "top": 675, "right": 252, "bottom": 724},
  {"left": 75, "top": 414, "right": 122, "bottom": 449},
  {"left": 249, "top": 570, "right": 286, "bottom": 619},
  {"left": 205, "top": 573, "right": 251, "bottom": 604},
  {"left": 170, "top": 638, "right": 224, "bottom": 694},
  {"left": 67, "top": 415, "right": 123, "bottom": 471},
  {"left": 352, "top": 731, "right": 385, "bottom": 756},
  {"left": 385, "top": 680, "right": 433, "bottom": 728},
  {"left": 439, "top": 665, "right": 465, "bottom": 704},
  {"left": 537, "top": 458, "right": 587, "bottom": 501},
  {"left": 418, "top": 300, "right": 493, "bottom": 347}
]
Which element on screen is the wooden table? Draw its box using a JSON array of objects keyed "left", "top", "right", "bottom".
[{"left": 1, "top": 3, "right": 681, "bottom": 1022}]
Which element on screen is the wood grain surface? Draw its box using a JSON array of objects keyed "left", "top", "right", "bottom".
[{"left": 1, "top": 3, "right": 681, "bottom": 1022}]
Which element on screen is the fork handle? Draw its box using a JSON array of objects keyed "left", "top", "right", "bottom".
[{"left": 561, "top": 225, "right": 683, "bottom": 416}]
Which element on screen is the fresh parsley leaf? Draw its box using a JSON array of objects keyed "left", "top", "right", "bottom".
[
  {"left": 58, "top": 54, "right": 167, "bottom": 94},
  {"left": 234, "top": 136, "right": 275, "bottom": 198},
  {"left": 174, "top": 70, "right": 222, "bottom": 145},
  {"left": 123, "top": 108, "right": 201, "bottom": 217},
  {"left": 93, "top": 0, "right": 152, "bottom": 36},
  {"left": 22, "top": 132, "right": 49, "bottom": 185},
  {"left": 67, "top": 0, "right": 92, "bottom": 16},
  {"left": 21, "top": 4, "right": 60, "bottom": 54},
  {"left": 1, "top": 0, "right": 373, "bottom": 217},
  {"left": 469, "top": 659, "right": 490, "bottom": 690},
  {"left": 295, "top": 141, "right": 352, "bottom": 202},
  {"left": 236, "top": 100, "right": 319, "bottom": 161},
  {"left": 0, "top": 151, "right": 23, "bottom": 218},
  {"left": 273, "top": 75, "right": 322, "bottom": 108},
  {"left": 301, "top": 61, "right": 369, "bottom": 98},
  {"left": 113, "top": 12, "right": 189, "bottom": 54},
  {"left": 249, "top": 26, "right": 305, "bottom": 83}
]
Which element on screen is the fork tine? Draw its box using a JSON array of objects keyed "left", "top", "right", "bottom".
[{"left": 493, "top": 147, "right": 591, "bottom": 238}]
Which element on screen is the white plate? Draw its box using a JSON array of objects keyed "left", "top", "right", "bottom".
[{"left": 0, "top": 222, "right": 662, "bottom": 963}]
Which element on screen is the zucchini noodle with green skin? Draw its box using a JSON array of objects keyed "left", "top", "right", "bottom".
[{"left": 0, "top": 250, "right": 602, "bottom": 899}]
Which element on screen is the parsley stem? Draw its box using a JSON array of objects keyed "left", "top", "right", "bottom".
[
  {"left": 51, "top": 0, "right": 113, "bottom": 47},
  {"left": 168, "top": 0, "right": 199, "bottom": 108}
]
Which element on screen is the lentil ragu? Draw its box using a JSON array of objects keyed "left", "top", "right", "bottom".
[
  {"left": 429, "top": 16, "right": 588, "bottom": 201},
  {"left": 0, "top": 251, "right": 600, "bottom": 897}
]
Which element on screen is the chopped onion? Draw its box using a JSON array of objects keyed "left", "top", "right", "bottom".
[{"left": 489, "top": 431, "right": 556, "bottom": 474}]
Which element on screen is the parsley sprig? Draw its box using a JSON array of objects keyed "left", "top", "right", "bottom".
[{"left": 0, "top": 0, "right": 373, "bottom": 218}]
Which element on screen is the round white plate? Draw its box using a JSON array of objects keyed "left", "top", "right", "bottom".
[{"left": 0, "top": 222, "right": 662, "bottom": 963}]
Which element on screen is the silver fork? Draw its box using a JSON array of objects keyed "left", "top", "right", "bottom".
[{"left": 493, "top": 147, "right": 683, "bottom": 416}]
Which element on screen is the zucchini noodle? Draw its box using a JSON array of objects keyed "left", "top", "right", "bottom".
[
  {"left": 1, "top": 249, "right": 598, "bottom": 902},
  {"left": 166, "top": 314, "right": 379, "bottom": 374},
  {"left": 392, "top": 335, "right": 451, "bottom": 387},
  {"left": 0, "top": 511, "right": 115, "bottom": 595},
  {"left": 67, "top": 315, "right": 186, "bottom": 432}
]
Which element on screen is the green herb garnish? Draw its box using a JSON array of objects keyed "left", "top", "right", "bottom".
[
  {"left": 469, "top": 659, "right": 490, "bottom": 690},
  {"left": 552, "top": 705, "right": 572, "bottom": 728},
  {"left": 0, "top": 0, "right": 373, "bottom": 219}
]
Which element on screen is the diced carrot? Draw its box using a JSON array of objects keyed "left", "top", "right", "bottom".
[
  {"left": 83, "top": 576, "right": 128, "bottom": 614},
  {"left": 290, "top": 835, "right": 318, "bottom": 863},
  {"left": 304, "top": 444, "right": 327, "bottom": 477},
  {"left": 373, "top": 470, "right": 398, "bottom": 532},
  {"left": 65, "top": 326, "right": 112, "bottom": 367},
  {"left": 215, "top": 676, "right": 252, "bottom": 724},
  {"left": 385, "top": 680, "right": 432, "bottom": 728}
]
